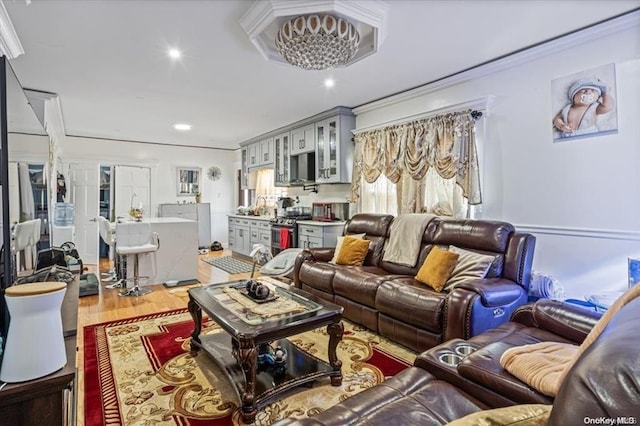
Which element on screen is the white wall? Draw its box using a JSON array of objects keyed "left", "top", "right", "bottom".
[
  {"left": 61, "top": 136, "right": 237, "bottom": 245},
  {"left": 354, "top": 18, "right": 640, "bottom": 299}
]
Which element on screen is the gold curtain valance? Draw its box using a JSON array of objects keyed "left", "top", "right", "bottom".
[{"left": 351, "top": 110, "right": 481, "bottom": 205}]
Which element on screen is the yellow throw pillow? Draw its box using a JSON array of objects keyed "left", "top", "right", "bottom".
[
  {"left": 415, "top": 246, "right": 459, "bottom": 292},
  {"left": 330, "top": 233, "right": 366, "bottom": 264},
  {"left": 334, "top": 236, "right": 371, "bottom": 266},
  {"left": 446, "top": 404, "right": 552, "bottom": 426}
]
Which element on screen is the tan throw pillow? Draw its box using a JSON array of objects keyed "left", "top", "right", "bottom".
[
  {"left": 334, "top": 236, "right": 371, "bottom": 266},
  {"left": 330, "top": 233, "right": 366, "bottom": 264},
  {"left": 446, "top": 404, "right": 552, "bottom": 426},
  {"left": 415, "top": 247, "right": 460, "bottom": 292},
  {"left": 445, "top": 246, "right": 496, "bottom": 290}
]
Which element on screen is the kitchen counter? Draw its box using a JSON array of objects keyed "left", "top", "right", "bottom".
[
  {"left": 118, "top": 217, "right": 198, "bottom": 285},
  {"left": 297, "top": 220, "right": 347, "bottom": 226},
  {"left": 227, "top": 214, "right": 273, "bottom": 220}
]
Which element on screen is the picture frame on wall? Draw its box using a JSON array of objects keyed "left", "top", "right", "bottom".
[
  {"left": 628, "top": 258, "right": 640, "bottom": 289},
  {"left": 551, "top": 63, "right": 618, "bottom": 142},
  {"left": 177, "top": 167, "right": 201, "bottom": 196}
]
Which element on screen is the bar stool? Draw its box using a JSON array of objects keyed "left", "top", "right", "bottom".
[
  {"left": 0, "top": 281, "right": 67, "bottom": 383},
  {"left": 116, "top": 221, "right": 159, "bottom": 297},
  {"left": 98, "top": 216, "right": 122, "bottom": 287}
]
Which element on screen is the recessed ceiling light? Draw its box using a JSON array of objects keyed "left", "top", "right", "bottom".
[
  {"left": 173, "top": 123, "right": 191, "bottom": 131},
  {"left": 168, "top": 48, "right": 182, "bottom": 59},
  {"left": 324, "top": 78, "right": 335, "bottom": 88}
]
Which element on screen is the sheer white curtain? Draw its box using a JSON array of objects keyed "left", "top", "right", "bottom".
[
  {"left": 423, "top": 168, "right": 467, "bottom": 217},
  {"left": 359, "top": 175, "right": 397, "bottom": 215}
]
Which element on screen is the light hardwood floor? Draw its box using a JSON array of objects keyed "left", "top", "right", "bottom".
[{"left": 76, "top": 249, "right": 254, "bottom": 425}]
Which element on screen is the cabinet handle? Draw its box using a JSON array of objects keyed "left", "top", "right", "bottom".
[
  {"left": 307, "top": 229, "right": 314, "bottom": 233},
  {"left": 301, "top": 140, "right": 305, "bottom": 149}
]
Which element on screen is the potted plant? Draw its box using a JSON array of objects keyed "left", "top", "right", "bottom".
[{"left": 194, "top": 191, "right": 201, "bottom": 203}]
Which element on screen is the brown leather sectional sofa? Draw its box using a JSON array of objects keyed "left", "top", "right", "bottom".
[
  {"left": 276, "top": 298, "right": 640, "bottom": 425},
  {"left": 293, "top": 213, "right": 536, "bottom": 352}
]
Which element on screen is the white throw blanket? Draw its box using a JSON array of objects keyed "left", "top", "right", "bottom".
[{"left": 382, "top": 214, "right": 436, "bottom": 267}]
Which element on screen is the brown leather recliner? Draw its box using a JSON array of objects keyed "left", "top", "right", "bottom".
[
  {"left": 293, "top": 213, "right": 536, "bottom": 352},
  {"left": 274, "top": 298, "right": 640, "bottom": 425}
]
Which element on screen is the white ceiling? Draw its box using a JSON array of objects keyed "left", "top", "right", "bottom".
[{"left": 4, "top": 0, "right": 639, "bottom": 150}]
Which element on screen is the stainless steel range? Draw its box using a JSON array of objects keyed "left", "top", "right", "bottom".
[{"left": 270, "top": 213, "right": 312, "bottom": 256}]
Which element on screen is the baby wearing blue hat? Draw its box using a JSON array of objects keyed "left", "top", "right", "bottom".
[{"left": 553, "top": 77, "right": 613, "bottom": 138}]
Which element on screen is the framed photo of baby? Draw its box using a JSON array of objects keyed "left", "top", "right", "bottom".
[{"left": 551, "top": 63, "right": 617, "bottom": 142}]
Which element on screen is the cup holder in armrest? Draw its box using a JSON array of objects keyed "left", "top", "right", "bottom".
[
  {"left": 454, "top": 344, "right": 477, "bottom": 357},
  {"left": 438, "top": 353, "right": 463, "bottom": 367}
]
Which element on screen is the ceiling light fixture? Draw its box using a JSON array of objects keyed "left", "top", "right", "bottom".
[
  {"left": 324, "top": 78, "right": 335, "bottom": 88},
  {"left": 168, "top": 48, "right": 182, "bottom": 59},
  {"left": 275, "top": 14, "right": 360, "bottom": 71},
  {"left": 173, "top": 123, "right": 191, "bottom": 131}
]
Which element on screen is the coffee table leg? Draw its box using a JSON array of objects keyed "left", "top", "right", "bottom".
[
  {"left": 187, "top": 296, "right": 202, "bottom": 355},
  {"left": 236, "top": 340, "right": 258, "bottom": 423},
  {"left": 327, "top": 319, "right": 344, "bottom": 386}
]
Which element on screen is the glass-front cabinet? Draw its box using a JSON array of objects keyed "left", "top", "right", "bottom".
[
  {"left": 316, "top": 114, "right": 354, "bottom": 184},
  {"left": 274, "top": 132, "right": 290, "bottom": 187},
  {"left": 241, "top": 148, "right": 248, "bottom": 189}
]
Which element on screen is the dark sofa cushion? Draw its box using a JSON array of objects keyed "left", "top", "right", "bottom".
[
  {"left": 332, "top": 267, "right": 390, "bottom": 309},
  {"left": 345, "top": 214, "right": 394, "bottom": 266},
  {"left": 431, "top": 219, "right": 515, "bottom": 253},
  {"left": 298, "top": 261, "right": 340, "bottom": 294},
  {"left": 376, "top": 277, "right": 446, "bottom": 333}
]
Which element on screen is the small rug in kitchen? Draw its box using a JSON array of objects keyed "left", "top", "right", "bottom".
[{"left": 202, "top": 256, "right": 254, "bottom": 274}]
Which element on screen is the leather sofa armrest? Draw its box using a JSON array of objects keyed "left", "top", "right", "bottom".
[
  {"left": 530, "top": 299, "right": 602, "bottom": 344},
  {"left": 306, "top": 247, "right": 336, "bottom": 262},
  {"left": 455, "top": 278, "right": 525, "bottom": 307},
  {"left": 445, "top": 281, "right": 528, "bottom": 341},
  {"left": 292, "top": 248, "right": 335, "bottom": 288},
  {"left": 509, "top": 303, "right": 536, "bottom": 327}
]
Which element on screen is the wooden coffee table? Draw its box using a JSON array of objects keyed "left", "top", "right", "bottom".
[{"left": 187, "top": 279, "right": 344, "bottom": 423}]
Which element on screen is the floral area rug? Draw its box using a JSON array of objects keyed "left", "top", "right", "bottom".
[{"left": 83, "top": 309, "right": 416, "bottom": 425}]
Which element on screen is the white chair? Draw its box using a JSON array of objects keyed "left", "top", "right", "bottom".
[
  {"left": 12, "top": 219, "right": 41, "bottom": 276},
  {"left": 115, "top": 221, "right": 159, "bottom": 297},
  {"left": 98, "top": 216, "right": 120, "bottom": 285}
]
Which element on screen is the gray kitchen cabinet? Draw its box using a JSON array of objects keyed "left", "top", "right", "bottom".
[
  {"left": 259, "top": 137, "right": 275, "bottom": 166},
  {"left": 248, "top": 143, "right": 260, "bottom": 168},
  {"left": 315, "top": 113, "right": 355, "bottom": 184},
  {"left": 297, "top": 222, "right": 344, "bottom": 250},
  {"left": 159, "top": 203, "right": 211, "bottom": 248},
  {"left": 228, "top": 216, "right": 271, "bottom": 257},
  {"left": 290, "top": 124, "right": 315, "bottom": 155},
  {"left": 241, "top": 147, "right": 249, "bottom": 189},
  {"left": 274, "top": 132, "right": 290, "bottom": 186}
]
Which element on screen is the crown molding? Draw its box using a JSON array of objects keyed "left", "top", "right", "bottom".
[
  {"left": 0, "top": 2, "right": 24, "bottom": 58},
  {"left": 24, "top": 89, "right": 66, "bottom": 143},
  {"left": 354, "top": 10, "right": 640, "bottom": 115}
]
